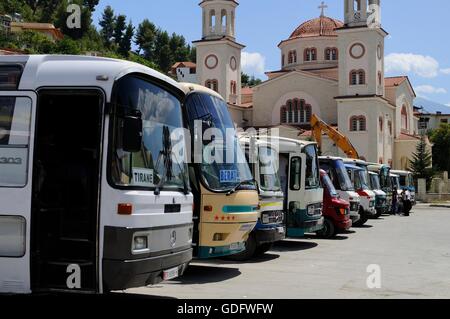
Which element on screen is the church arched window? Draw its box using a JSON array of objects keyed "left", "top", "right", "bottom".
[
  {"left": 282, "top": 54, "right": 285, "bottom": 67},
  {"left": 221, "top": 9, "right": 227, "bottom": 33},
  {"left": 281, "top": 99, "right": 312, "bottom": 124},
  {"left": 293, "top": 99, "right": 299, "bottom": 123},
  {"left": 280, "top": 106, "right": 287, "bottom": 123},
  {"left": 304, "top": 48, "right": 317, "bottom": 62},
  {"left": 401, "top": 105, "right": 408, "bottom": 131},
  {"left": 379, "top": 116, "right": 384, "bottom": 132},
  {"left": 210, "top": 10, "right": 216, "bottom": 33},
  {"left": 350, "top": 69, "right": 365, "bottom": 85},
  {"left": 350, "top": 115, "right": 367, "bottom": 132},
  {"left": 288, "top": 51, "right": 297, "bottom": 64},
  {"left": 325, "top": 48, "right": 338, "bottom": 61},
  {"left": 205, "top": 79, "right": 219, "bottom": 92}
]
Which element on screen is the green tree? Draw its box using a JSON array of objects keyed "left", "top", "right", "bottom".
[
  {"left": 241, "top": 72, "right": 262, "bottom": 87},
  {"left": 135, "top": 19, "right": 157, "bottom": 59},
  {"left": 155, "top": 30, "right": 173, "bottom": 73},
  {"left": 99, "top": 5, "right": 115, "bottom": 48},
  {"left": 83, "top": 0, "right": 99, "bottom": 12},
  {"left": 113, "top": 14, "right": 126, "bottom": 45},
  {"left": 54, "top": 0, "right": 93, "bottom": 39},
  {"left": 409, "top": 133, "right": 434, "bottom": 189},
  {"left": 430, "top": 123, "right": 450, "bottom": 173},
  {"left": 118, "top": 21, "right": 134, "bottom": 57}
]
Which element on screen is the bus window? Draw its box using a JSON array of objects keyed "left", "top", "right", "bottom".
[
  {"left": 259, "top": 146, "right": 281, "bottom": 192},
  {"left": 0, "top": 97, "right": 31, "bottom": 187},
  {"left": 110, "top": 76, "right": 188, "bottom": 191},
  {"left": 304, "top": 145, "right": 320, "bottom": 189},
  {"left": 185, "top": 93, "right": 253, "bottom": 192},
  {"left": 290, "top": 157, "right": 301, "bottom": 191}
]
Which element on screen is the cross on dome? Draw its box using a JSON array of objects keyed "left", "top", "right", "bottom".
[{"left": 318, "top": 1, "right": 328, "bottom": 17}]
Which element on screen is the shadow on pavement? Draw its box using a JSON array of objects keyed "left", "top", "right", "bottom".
[
  {"left": 305, "top": 234, "right": 349, "bottom": 241},
  {"left": 352, "top": 224, "right": 374, "bottom": 229},
  {"left": 167, "top": 264, "right": 241, "bottom": 285},
  {"left": 272, "top": 240, "right": 318, "bottom": 252}
]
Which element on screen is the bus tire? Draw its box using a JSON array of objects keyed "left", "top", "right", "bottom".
[
  {"left": 255, "top": 243, "right": 273, "bottom": 256},
  {"left": 353, "top": 208, "right": 368, "bottom": 227},
  {"left": 226, "top": 233, "right": 257, "bottom": 261},
  {"left": 316, "top": 218, "right": 336, "bottom": 239}
]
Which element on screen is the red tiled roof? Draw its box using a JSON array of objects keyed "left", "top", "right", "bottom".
[
  {"left": 241, "top": 87, "right": 253, "bottom": 95},
  {"left": 171, "top": 61, "right": 196, "bottom": 69},
  {"left": 289, "top": 16, "right": 343, "bottom": 39},
  {"left": 385, "top": 76, "right": 408, "bottom": 87}
]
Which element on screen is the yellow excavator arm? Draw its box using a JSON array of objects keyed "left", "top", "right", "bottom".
[{"left": 310, "top": 114, "right": 360, "bottom": 159}]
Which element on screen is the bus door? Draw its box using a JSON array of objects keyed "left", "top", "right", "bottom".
[
  {"left": 0, "top": 92, "right": 36, "bottom": 293},
  {"left": 286, "top": 153, "right": 306, "bottom": 234},
  {"left": 30, "top": 90, "right": 104, "bottom": 292}
]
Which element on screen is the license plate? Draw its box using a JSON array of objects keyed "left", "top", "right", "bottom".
[
  {"left": 230, "top": 243, "right": 240, "bottom": 250},
  {"left": 277, "top": 227, "right": 285, "bottom": 234},
  {"left": 163, "top": 267, "right": 179, "bottom": 280}
]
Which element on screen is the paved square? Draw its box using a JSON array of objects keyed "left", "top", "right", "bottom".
[{"left": 126, "top": 206, "right": 450, "bottom": 299}]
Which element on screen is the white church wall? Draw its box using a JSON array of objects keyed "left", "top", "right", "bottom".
[
  {"left": 393, "top": 82, "right": 416, "bottom": 137},
  {"left": 337, "top": 98, "right": 393, "bottom": 163}
]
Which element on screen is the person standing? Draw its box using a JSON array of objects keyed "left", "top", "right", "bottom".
[
  {"left": 391, "top": 185, "right": 398, "bottom": 215},
  {"left": 402, "top": 189, "right": 412, "bottom": 216}
]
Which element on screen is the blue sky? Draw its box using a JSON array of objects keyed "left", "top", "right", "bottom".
[{"left": 93, "top": 0, "right": 450, "bottom": 106}]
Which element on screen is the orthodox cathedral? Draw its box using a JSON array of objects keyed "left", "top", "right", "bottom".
[{"left": 172, "top": 0, "right": 426, "bottom": 170}]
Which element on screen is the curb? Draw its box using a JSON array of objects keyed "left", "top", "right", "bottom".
[{"left": 429, "top": 205, "right": 450, "bottom": 209}]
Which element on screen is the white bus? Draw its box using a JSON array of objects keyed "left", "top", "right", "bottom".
[{"left": 0, "top": 55, "right": 193, "bottom": 294}]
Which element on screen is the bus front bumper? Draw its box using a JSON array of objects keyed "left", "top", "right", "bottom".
[
  {"left": 103, "top": 248, "right": 192, "bottom": 291},
  {"left": 254, "top": 226, "right": 286, "bottom": 245},
  {"left": 287, "top": 217, "right": 324, "bottom": 237}
]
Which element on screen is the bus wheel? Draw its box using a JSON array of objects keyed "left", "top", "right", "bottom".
[
  {"left": 226, "top": 233, "right": 257, "bottom": 261},
  {"left": 255, "top": 243, "right": 273, "bottom": 256},
  {"left": 353, "top": 209, "right": 368, "bottom": 227},
  {"left": 316, "top": 218, "right": 336, "bottom": 239}
]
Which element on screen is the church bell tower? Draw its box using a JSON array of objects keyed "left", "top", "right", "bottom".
[{"left": 194, "top": 0, "right": 245, "bottom": 105}]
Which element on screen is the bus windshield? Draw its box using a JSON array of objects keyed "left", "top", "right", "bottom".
[
  {"left": 358, "top": 170, "right": 370, "bottom": 190},
  {"left": 333, "top": 160, "right": 354, "bottom": 191},
  {"left": 380, "top": 167, "right": 391, "bottom": 190},
  {"left": 322, "top": 173, "right": 338, "bottom": 198},
  {"left": 259, "top": 146, "right": 281, "bottom": 192},
  {"left": 399, "top": 174, "right": 413, "bottom": 188},
  {"left": 110, "top": 75, "right": 189, "bottom": 191},
  {"left": 392, "top": 176, "right": 401, "bottom": 189},
  {"left": 370, "top": 174, "right": 381, "bottom": 190},
  {"left": 304, "top": 145, "right": 320, "bottom": 189},
  {"left": 185, "top": 92, "right": 253, "bottom": 192}
]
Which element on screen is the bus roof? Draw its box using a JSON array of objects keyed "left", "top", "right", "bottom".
[
  {"left": 2, "top": 55, "right": 182, "bottom": 101},
  {"left": 318, "top": 156, "right": 344, "bottom": 161},
  {"left": 391, "top": 170, "right": 411, "bottom": 176},
  {"left": 343, "top": 158, "right": 368, "bottom": 166},
  {"left": 344, "top": 164, "right": 364, "bottom": 171},
  {"left": 178, "top": 82, "right": 224, "bottom": 100}
]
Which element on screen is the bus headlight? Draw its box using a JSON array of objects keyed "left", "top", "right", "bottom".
[
  {"left": 0, "top": 216, "right": 26, "bottom": 257},
  {"left": 262, "top": 213, "right": 270, "bottom": 224},
  {"left": 307, "top": 205, "right": 316, "bottom": 216}
]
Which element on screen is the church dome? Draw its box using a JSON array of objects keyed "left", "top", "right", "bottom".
[{"left": 289, "top": 16, "right": 343, "bottom": 39}]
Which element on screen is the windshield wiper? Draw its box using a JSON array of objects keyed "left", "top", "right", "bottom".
[{"left": 226, "top": 179, "right": 255, "bottom": 196}]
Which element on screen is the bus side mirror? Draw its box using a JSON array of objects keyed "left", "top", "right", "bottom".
[{"left": 123, "top": 116, "right": 143, "bottom": 153}]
